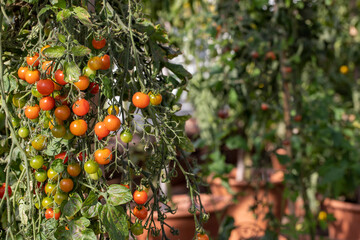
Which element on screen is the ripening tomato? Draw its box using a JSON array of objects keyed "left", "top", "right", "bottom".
[
  {"left": 120, "top": 130, "right": 133, "bottom": 143},
  {"left": 63, "top": 129, "right": 75, "bottom": 140},
  {"left": 60, "top": 178, "right": 74, "bottom": 193},
  {"left": 107, "top": 105, "right": 119, "bottom": 115},
  {"left": 0, "top": 183, "right": 12, "bottom": 199},
  {"left": 47, "top": 168, "right": 61, "bottom": 181},
  {"left": 49, "top": 117, "right": 63, "bottom": 130},
  {"left": 54, "top": 105, "right": 71, "bottom": 120},
  {"left": 42, "top": 196, "right": 53, "bottom": 209},
  {"left": 74, "top": 76, "right": 90, "bottom": 90},
  {"left": 92, "top": 38, "right": 106, "bottom": 50},
  {"left": 84, "top": 160, "right": 99, "bottom": 174},
  {"left": 149, "top": 92, "right": 162, "bottom": 105},
  {"left": 72, "top": 99, "right": 90, "bottom": 116},
  {"left": 37, "top": 79, "right": 54, "bottom": 96},
  {"left": 133, "top": 206, "right": 148, "bottom": 220},
  {"left": 30, "top": 155, "right": 44, "bottom": 169},
  {"left": 39, "top": 96, "right": 55, "bottom": 111},
  {"left": 45, "top": 208, "right": 60, "bottom": 220},
  {"left": 34, "top": 169, "right": 47, "bottom": 182},
  {"left": 42, "top": 61, "right": 53, "bottom": 75},
  {"left": 82, "top": 66, "right": 96, "bottom": 77},
  {"left": 12, "top": 93, "right": 26, "bottom": 108},
  {"left": 55, "top": 152, "right": 69, "bottom": 164},
  {"left": 54, "top": 192, "right": 68, "bottom": 205},
  {"left": 41, "top": 45, "right": 50, "bottom": 56},
  {"left": 45, "top": 183, "right": 57, "bottom": 196},
  {"left": 94, "top": 148, "right": 112, "bottom": 165},
  {"left": 25, "top": 70, "right": 40, "bottom": 84},
  {"left": 55, "top": 95, "right": 69, "bottom": 105},
  {"left": 51, "top": 125, "right": 66, "bottom": 138},
  {"left": 18, "top": 127, "right": 29, "bottom": 138},
  {"left": 26, "top": 52, "right": 40, "bottom": 67},
  {"left": 100, "top": 54, "right": 110, "bottom": 70},
  {"left": 32, "top": 134, "right": 47, "bottom": 151},
  {"left": 131, "top": 222, "right": 143, "bottom": 236},
  {"left": 25, "top": 105, "right": 40, "bottom": 119},
  {"left": 94, "top": 122, "right": 110, "bottom": 138},
  {"left": 18, "top": 66, "right": 28, "bottom": 80},
  {"left": 89, "top": 82, "right": 99, "bottom": 94},
  {"left": 132, "top": 92, "right": 150, "bottom": 108},
  {"left": 104, "top": 115, "right": 121, "bottom": 131},
  {"left": 196, "top": 233, "right": 209, "bottom": 240},
  {"left": 70, "top": 119, "right": 88, "bottom": 136},
  {"left": 54, "top": 69, "right": 67, "bottom": 85},
  {"left": 88, "top": 56, "right": 102, "bottom": 71},
  {"left": 133, "top": 190, "right": 148, "bottom": 205},
  {"left": 67, "top": 163, "right": 81, "bottom": 177}
]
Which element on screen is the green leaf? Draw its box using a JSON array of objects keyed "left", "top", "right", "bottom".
[
  {"left": 43, "top": 46, "right": 66, "bottom": 59},
  {"left": 107, "top": 185, "right": 132, "bottom": 206},
  {"left": 63, "top": 193, "right": 82, "bottom": 217},
  {"left": 3, "top": 74, "right": 17, "bottom": 93},
  {"left": 82, "top": 191, "right": 97, "bottom": 207},
  {"left": 56, "top": 9, "right": 72, "bottom": 22},
  {"left": 71, "top": 45, "right": 91, "bottom": 57},
  {"left": 81, "top": 202, "right": 101, "bottom": 219},
  {"left": 64, "top": 61, "right": 81, "bottom": 82},
  {"left": 43, "top": 138, "right": 64, "bottom": 156},
  {"left": 51, "top": 159, "right": 65, "bottom": 173},
  {"left": 73, "top": 7, "right": 92, "bottom": 27},
  {"left": 50, "top": 0, "right": 66, "bottom": 8},
  {"left": 225, "top": 136, "right": 248, "bottom": 150},
  {"left": 100, "top": 205, "right": 128, "bottom": 240},
  {"left": 38, "top": 5, "right": 51, "bottom": 17},
  {"left": 178, "top": 136, "right": 195, "bottom": 153},
  {"left": 58, "top": 34, "right": 66, "bottom": 44},
  {"left": 72, "top": 217, "right": 90, "bottom": 229},
  {"left": 102, "top": 76, "right": 113, "bottom": 98},
  {"left": 164, "top": 61, "right": 192, "bottom": 81}
]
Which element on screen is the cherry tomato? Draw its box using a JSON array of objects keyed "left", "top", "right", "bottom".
[
  {"left": 63, "top": 129, "right": 75, "bottom": 140},
  {"left": 120, "top": 130, "right": 133, "bottom": 143},
  {"left": 12, "top": 93, "right": 26, "bottom": 108},
  {"left": 41, "top": 45, "right": 50, "bottom": 56},
  {"left": 11, "top": 117, "right": 20, "bottom": 128},
  {"left": 121, "top": 184, "right": 130, "bottom": 189},
  {"left": 94, "top": 122, "right": 110, "bottom": 138},
  {"left": 82, "top": 66, "right": 96, "bottom": 77},
  {"left": 42, "top": 196, "right": 53, "bottom": 209},
  {"left": 149, "top": 92, "right": 162, "bottom": 105},
  {"left": 47, "top": 168, "right": 61, "bottom": 181},
  {"left": 196, "top": 233, "right": 209, "bottom": 240},
  {"left": 49, "top": 117, "right": 63, "bottom": 130},
  {"left": 88, "top": 56, "right": 102, "bottom": 70},
  {"left": 133, "top": 190, "right": 148, "bottom": 205},
  {"left": 74, "top": 76, "right": 90, "bottom": 90},
  {"left": 31, "top": 86, "right": 43, "bottom": 98},
  {"left": 18, "top": 66, "right": 28, "bottom": 80},
  {"left": 84, "top": 160, "right": 99, "bottom": 174},
  {"left": 51, "top": 125, "right": 66, "bottom": 138},
  {"left": 104, "top": 115, "right": 121, "bottom": 131},
  {"left": 55, "top": 95, "right": 69, "bottom": 105},
  {"left": 92, "top": 38, "right": 106, "bottom": 50},
  {"left": 42, "top": 61, "right": 53, "bottom": 75},
  {"left": 89, "top": 82, "right": 99, "bottom": 94},
  {"left": 39, "top": 96, "right": 55, "bottom": 111},
  {"left": 30, "top": 155, "right": 44, "bottom": 169},
  {"left": 18, "top": 127, "right": 29, "bottom": 138},
  {"left": 54, "top": 192, "right": 68, "bottom": 205},
  {"left": 54, "top": 105, "right": 71, "bottom": 120},
  {"left": 88, "top": 168, "right": 102, "bottom": 180},
  {"left": 67, "top": 163, "right": 81, "bottom": 177},
  {"left": 25, "top": 105, "right": 40, "bottom": 119},
  {"left": 45, "top": 183, "right": 57, "bottom": 195},
  {"left": 100, "top": 54, "right": 110, "bottom": 70},
  {"left": 131, "top": 222, "right": 143, "bottom": 236},
  {"left": 132, "top": 92, "right": 150, "bottom": 108},
  {"left": 37, "top": 79, "right": 54, "bottom": 96},
  {"left": 94, "top": 148, "right": 112, "bottom": 165},
  {"left": 53, "top": 82, "right": 62, "bottom": 91},
  {"left": 133, "top": 206, "right": 148, "bottom": 220},
  {"left": 107, "top": 105, "right": 119, "bottom": 115},
  {"left": 60, "top": 178, "right": 74, "bottom": 193},
  {"left": 0, "top": 183, "right": 12, "bottom": 199},
  {"left": 55, "top": 152, "right": 69, "bottom": 164},
  {"left": 25, "top": 70, "right": 40, "bottom": 84},
  {"left": 26, "top": 52, "right": 40, "bottom": 67},
  {"left": 45, "top": 208, "right": 60, "bottom": 220},
  {"left": 70, "top": 119, "right": 88, "bottom": 136},
  {"left": 72, "top": 99, "right": 90, "bottom": 116},
  {"left": 34, "top": 169, "right": 47, "bottom": 182},
  {"left": 78, "top": 152, "right": 86, "bottom": 161},
  {"left": 261, "top": 103, "right": 269, "bottom": 111},
  {"left": 31, "top": 134, "right": 47, "bottom": 151},
  {"left": 55, "top": 69, "right": 67, "bottom": 85}
]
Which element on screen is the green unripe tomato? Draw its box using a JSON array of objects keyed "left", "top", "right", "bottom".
[
  {"left": 131, "top": 222, "right": 144, "bottom": 236},
  {"left": 11, "top": 118, "right": 20, "bottom": 128},
  {"left": 84, "top": 160, "right": 99, "bottom": 174},
  {"left": 31, "top": 86, "right": 42, "bottom": 98},
  {"left": 88, "top": 168, "right": 102, "bottom": 180},
  {"left": 83, "top": 66, "right": 96, "bottom": 77},
  {"left": 42, "top": 196, "right": 53, "bottom": 209},
  {"left": 18, "top": 127, "right": 29, "bottom": 138},
  {"left": 120, "top": 130, "right": 133, "bottom": 143},
  {"left": 30, "top": 155, "right": 44, "bottom": 169},
  {"left": 54, "top": 192, "right": 68, "bottom": 205},
  {"left": 34, "top": 169, "right": 47, "bottom": 182}
]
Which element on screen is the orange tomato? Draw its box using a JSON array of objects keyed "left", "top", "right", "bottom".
[
  {"left": 100, "top": 54, "right": 110, "bottom": 70},
  {"left": 70, "top": 119, "right": 88, "bottom": 136},
  {"left": 18, "top": 66, "right": 28, "bottom": 80},
  {"left": 72, "top": 99, "right": 90, "bottom": 116},
  {"left": 94, "top": 148, "right": 112, "bottom": 165},
  {"left": 54, "top": 105, "right": 71, "bottom": 120},
  {"left": 25, "top": 105, "right": 40, "bottom": 119},
  {"left": 74, "top": 76, "right": 90, "bottom": 90},
  {"left": 25, "top": 70, "right": 40, "bottom": 84},
  {"left": 104, "top": 115, "right": 121, "bottom": 131},
  {"left": 42, "top": 61, "right": 53, "bottom": 75},
  {"left": 94, "top": 122, "right": 110, "bottom": 138},
  {"left": 132, "top": 92, "right": 150, "bottom": 108},
  {"left": 26, "top": 53, "right": 40, "bottom": 67}
]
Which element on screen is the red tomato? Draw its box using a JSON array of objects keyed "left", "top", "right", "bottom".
[
  {"left": 55, "top": 69, "right": 67, "bottom": 85},
  {"left": 92, "top": 38, "right": 106, "bottom": 49},
  {"left": 100, "top": 54, "right": 110, "bottom": 70},
  {"left": 45, "top": 208, "right": 61, "bottom": 220},
  {"left": 133, "top": 206, "right": 148, "bottom": 220},
  {"left": 39, "top": 96, "right": 55, "bottom": 111},
  {"left": 78, "top": 152, "right": 86, "bottom": 161},
  {"left": 26, "top": 52, "right": 40, "bottom": 67},
  {"left": 72, "top": 99, "right": 90, "bottom": 116},
  {"left": 54, "top": 105, "right": 71, "bottom": 120},
  {"left": 25, "top": 105, "right": 40, "bottom": 119},
  {"left": 0, "top": 183, "right": 12, "bottom": 199},
  {"left": 55, "top": 152, "right": 69, "bottom": 164},
  {"left": 132, "top": 92, "right": 150, "bottom": 108},
  {"left": 60, "top": 178, "right": 74, "bottom": 193},
  {"left": 196, "top": 233, "right": 209, "bottom": 240},
  {"left": 133, "top": 190, "right": 148, "bottom": 205},
  {"left": 55, "top": 95, "right": 69, "bottom": 105},
  {"left": 74, "top": 76, "right": 90, "bottom": 90},
  {"left": 37, "top": 79, "right": 54, "bottom": 96},
  {"left": 89, "top": 82, "right": 99, "bottom": 94},
  {"left": 94, "top": 122, "right": 110, "bottom": 138}
]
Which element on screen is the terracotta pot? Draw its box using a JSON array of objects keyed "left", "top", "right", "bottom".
[
  {"left": 208, "top": 175, "right": 284, "bottom": 240},
  {"left": 136, "top": 194, "right": 232, "bottom": 240},
  {"left": 324, "top": 198, "right": 360, "bottom": 240}
]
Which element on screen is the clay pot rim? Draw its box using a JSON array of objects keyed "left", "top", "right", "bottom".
[
  {"left": 324, "top": 198, "right": 360, "bottom": 212},
  {"left": 207, "top": 174, "right": 284, "bottom": 188}
]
